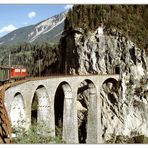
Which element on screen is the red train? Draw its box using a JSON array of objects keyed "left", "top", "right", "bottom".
[
  {"left": 11, "top": 66, "right": 27, "bottom": 79},
  {"left": 0, "top": 66, "right": 27, "bottom": 84}
]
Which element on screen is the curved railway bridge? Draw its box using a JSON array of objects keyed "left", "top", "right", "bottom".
[{"left": 3, "top": 74, "right": 119, "bottom": 144}]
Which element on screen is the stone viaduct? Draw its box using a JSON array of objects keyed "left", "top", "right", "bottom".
[{"left": 4, "top": 74, "right": 119, "bottom": 144}]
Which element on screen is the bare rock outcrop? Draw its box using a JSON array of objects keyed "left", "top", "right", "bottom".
[{"left": 61, "top": 26, "right": 148, "bottom": 142}]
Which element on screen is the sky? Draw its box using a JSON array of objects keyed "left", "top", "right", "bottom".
[{"left": 0, "top": 4, "right": 73, "bottom": 37}]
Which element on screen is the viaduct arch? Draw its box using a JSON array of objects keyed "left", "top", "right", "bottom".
[
  {"left": 54, "top": 81, "right": 73, "bottom": 143},
  {"left": 77, "top": 79, "right": 99, "bottom": 143},
  {"left": 10, "top": 92, "right": 25, "bottom": 132},
  {"left": 4, "top": 75, "right": 119, "bottom": 144},
  {"left": 31, "top": 85, "right": 51, "bottom": 136}
]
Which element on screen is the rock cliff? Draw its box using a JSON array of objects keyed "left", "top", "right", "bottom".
[{"left": 60, "top": 26, "right": 148, "bottom": 142}]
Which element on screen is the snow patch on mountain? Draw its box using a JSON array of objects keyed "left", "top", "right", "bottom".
[
  {"left": 10, "top": 34, "right": 16, "bottom": 41},
  {"left": 28, "top": 12, "right": 67, "bottom": 43},
  {"left": 54, "top": 31, "right": 63, "bottom": 37},
  {"left": 0, "top": 42, "right": 4, "bottom": 45}
]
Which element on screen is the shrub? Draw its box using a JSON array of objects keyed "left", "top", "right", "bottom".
[{"left": 12, "top": 124, "right": 63, "bottom": 144}]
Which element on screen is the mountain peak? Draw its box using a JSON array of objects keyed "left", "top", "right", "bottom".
[{"left": 0, "top": 11, "right": 67, "bottom": 46}]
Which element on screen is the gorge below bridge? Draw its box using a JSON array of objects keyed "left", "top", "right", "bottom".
[{"left": 4, "top": 74, "right": 119, "bottom": 144}]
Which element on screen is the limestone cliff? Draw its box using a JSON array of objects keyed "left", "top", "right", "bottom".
[{"left": 60, "top": 25, "right": 148, "bottom": 142}]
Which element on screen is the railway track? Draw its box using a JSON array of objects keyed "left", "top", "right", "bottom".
[{"left": 5, "top": 74, "right": 119, "bottom": 89}]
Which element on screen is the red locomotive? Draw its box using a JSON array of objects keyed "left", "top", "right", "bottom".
[
  {"left": 0, "top": 66, "right": 27, "bottom": 84},
  {"left": 11, "top": 66, "right": 27, "bottom": 79}
]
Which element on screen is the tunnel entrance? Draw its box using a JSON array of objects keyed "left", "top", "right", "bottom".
[
  {"left": 114, "top": 66, "right": 120, "bottom": 74},
  {"left": 54, "top": 84, "right": 64, "bottom": 137},
  {"left": 77, "top": 79, "right": 97, "bottom": 143}
]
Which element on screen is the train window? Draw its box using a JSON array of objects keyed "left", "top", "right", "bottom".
[
  {"left": 21, "top": 69, "right": 26, "bottom": 72},
  {"left": 15, "top": 69, "right": 21, "bottom": 72}
]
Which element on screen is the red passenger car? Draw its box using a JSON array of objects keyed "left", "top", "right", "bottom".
[{"left": 11, "top": 66, "right": 27, "bottom": 80}]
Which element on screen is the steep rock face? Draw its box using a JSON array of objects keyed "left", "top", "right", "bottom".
[
  {"left": 60, "top": 27, "right": 148, "bottom": 142},
  {"left": 61, "top": 27, "right": 147, "bottom": 77}
]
